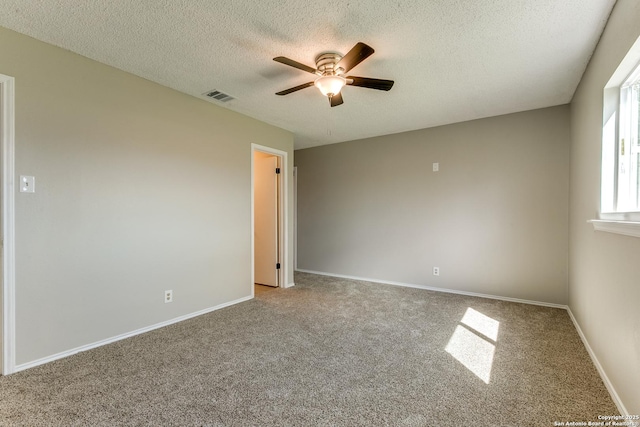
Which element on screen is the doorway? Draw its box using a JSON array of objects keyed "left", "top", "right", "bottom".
[{"left": 251, "top": 144, "right": 286, "bottom": 294}]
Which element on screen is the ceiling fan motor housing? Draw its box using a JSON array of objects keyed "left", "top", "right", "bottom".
[{"left": 315, "top": 52, "right": 344, "bottom": 76}]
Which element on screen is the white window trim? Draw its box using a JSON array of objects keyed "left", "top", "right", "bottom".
[
  {"left": 593, "top": 36, "right": 640, "bottom": 238},
  {"left": 588, "top": 219, "right": 640, "bottom": 238}
]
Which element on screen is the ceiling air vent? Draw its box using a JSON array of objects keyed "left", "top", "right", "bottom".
[{"left": 203, "top": 89, "right": 235, "bottom": 103}]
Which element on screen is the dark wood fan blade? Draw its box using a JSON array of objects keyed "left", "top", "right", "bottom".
[
  {"left": 346, "top": 76, "right": 394, "bottom": 91},
  {"left": 336, "top": 42, "right": 375, "bottom": 73},
  {"left": 330, "top": 92, "right": 344, "bottom": 107},
  {"left": 273, "top": 57, "right": 317, "bottom": 74},
  {"left": 276, "top": 81, "right": 315, "bottom": 96}
]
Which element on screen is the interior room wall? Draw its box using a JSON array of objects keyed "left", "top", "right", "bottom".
[
  {"left": 295, "top": 105, "right": 570, "bottom": 305},
  {"left": 0, "top": 27, "right": 294, "bottom": 366},
  {"left": 568, "top": 0, "right": 640, "bottom": 414}
]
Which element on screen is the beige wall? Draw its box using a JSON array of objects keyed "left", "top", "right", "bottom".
[
  {"left": 0, "top": 27, "right": 293, "bottom": 365},
  {"left": 569, "top": 0, "right": 640, "bottom": 414},
  {"left": 295, "top": 105, "right": 570, "bottom": 304}
]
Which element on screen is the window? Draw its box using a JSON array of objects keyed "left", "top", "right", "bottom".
[
  {"left": 592, "top": 37, "right": 640, "bottom": 237},
  {"left": 599, "top": 39, "right": 640, "bottom": 224},
  {"left": 602, "top": 61, "right": 640, "bottom": 217},
  {"left": 619, "top": 70, "right": 640, "bottom": 212}
]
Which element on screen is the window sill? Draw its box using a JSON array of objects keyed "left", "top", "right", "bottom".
[{"left": 588, "top": 219, "right": 640, "bottom": 238}]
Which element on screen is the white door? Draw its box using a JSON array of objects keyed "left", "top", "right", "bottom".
[{"left": 254, "top": 153, "right": 279, "bottom": 287}]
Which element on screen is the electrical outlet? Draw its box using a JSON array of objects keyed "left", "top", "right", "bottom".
[
  {"left": 433, "top": 267, "right": 440, "bottom": 276},
  {"left": 433, "top": 162, "right": 439, "bottom": 172},
  {"left": 164, "top": 290, "right": 173, "bottom": 303}
]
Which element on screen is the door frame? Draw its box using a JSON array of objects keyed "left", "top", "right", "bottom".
[
  {"left": 251, "top": 144, "right": 288, "bottom": 297},
  {"left": 293, "top": 166, "right": 297, "bottom": 271},
  {"left": 1, "top": 74, "right": 16, "bottom": 375}
]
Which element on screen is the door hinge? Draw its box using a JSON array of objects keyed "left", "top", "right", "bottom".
[
  {"left": 276, "top": 263, "right": 281, "bottom": 270},
  {"left": 275, "top": 168, "right": 281, "bottom": 174}
]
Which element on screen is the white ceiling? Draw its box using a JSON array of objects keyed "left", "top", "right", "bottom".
[{"left": 0, "top": 0, "right": 616, "bottom": 149}]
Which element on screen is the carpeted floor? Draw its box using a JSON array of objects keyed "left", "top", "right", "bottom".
[{"left": 0, "top": 272, "right": 618, "bottom": 426}]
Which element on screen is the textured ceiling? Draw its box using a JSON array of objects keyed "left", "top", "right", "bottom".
[{"left": 0, "top": 0, "right": 616, "bottom": 149}]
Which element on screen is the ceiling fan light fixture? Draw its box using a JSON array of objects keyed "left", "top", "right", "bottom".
[
  {"left": 274, "top": 43, "right": 394, "bottom": 107},
  {"left": 314, "top": 75, "right": 346, "bottom": 96}
]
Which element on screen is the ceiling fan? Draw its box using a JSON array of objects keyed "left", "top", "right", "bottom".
[{"left": 273, "top": 42, "right": 394, "bottom": 107}]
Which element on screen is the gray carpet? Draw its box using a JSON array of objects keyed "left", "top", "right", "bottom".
[{"left": 0, "top": 272, "right": 617, "bottom": 426}]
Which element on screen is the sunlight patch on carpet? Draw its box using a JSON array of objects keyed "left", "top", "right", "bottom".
[{"left": 445, "top": 308, "right": 499, "bottom": 384}]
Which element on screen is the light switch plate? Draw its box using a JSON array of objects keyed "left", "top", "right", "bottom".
[{"left": 20, "top": 176, "right": 35, "bottom": 193}]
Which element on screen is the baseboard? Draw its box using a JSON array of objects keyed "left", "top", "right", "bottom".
[
  {"left": 14, "top": 295, "right": 253, "bottom": 373},
  {"left": 284, "top": 282, "right": 295, "bottom": 289},
  {"left": 566, "top": 308, "right": 628, "bottom": 416},
  {"left": 295, "top": 269, "right": 568, "bottom": 309}
]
